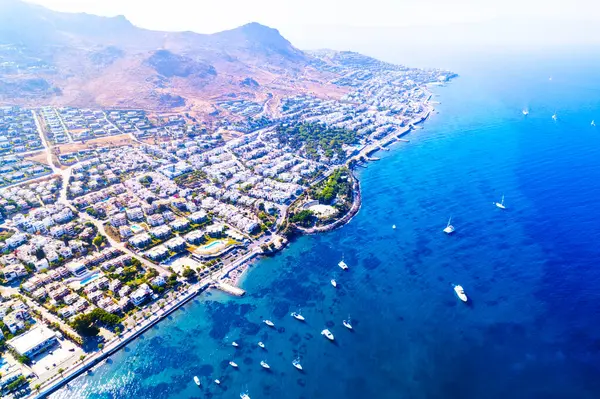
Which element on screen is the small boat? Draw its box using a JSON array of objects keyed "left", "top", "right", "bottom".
[
  {"left": 443, "top": 217, "right": 455, "bottom": 234},
  {"left": 392, "top": 224, "right": 396, "bottom": 229},
  {"left": 258, "top": 341, "right": 265, "bottom": 349},
  {"left": 263, "top": 319, "right": 275, "bottom": 327},
  {"left": 292, "top": 358, "right": 303, "bottom": 371},
  {"left": 321, "top": 329, "right": 334, "bottom": 341},
  {"left": 343, "top": 319, "right": 353, "bottom": 330},
  {"left": 331, "top": 279, "right": 337, "bottom": 287},
  {"left": 291, "top": 312, "right": 305, "bottom": 321},
  {"left": 215, "top": 379, "right": 221, "bottom": 385},
  {"left": 338, "top": 260, "right": 349, "bottom": 270},
  {"left": 229, "top": 361, "right": 238, "bottom": 368},
  {"left": 522, "top": 109, "right": 529, "bottom": 116},
  {"left": 495, "top": 195, "right": 506, "bottom": 210},
  {"left": 552, "top": 112, "right": 558, "bottom": 121},
  {"left": 232, "top": 341, "right": 239, "bottom": 347},
  {"left": 260, "top": 360, "right": 270, "bottom": 369},
  {"left": 592, "top": 120, "right": 596, "bottom": 127},
  {"left": 454, "top": 285, "right": 468, "bottom": 302},
  {"left": 240, "top": 392, "right": 250, "bottom": 399},
  {"left": 194, "top": 376, "right": 201, "bottom": 386}
]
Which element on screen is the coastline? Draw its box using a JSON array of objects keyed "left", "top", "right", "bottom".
[{"left": 28, "top": 89, "right": 438, "bottom": 399}]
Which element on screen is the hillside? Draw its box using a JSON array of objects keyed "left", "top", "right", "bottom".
[{"left": 0, "top": 0, "right": 347, "bottom": 116}]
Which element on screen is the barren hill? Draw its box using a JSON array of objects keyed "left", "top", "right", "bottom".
[{"left": 0, "top": 0, "right": 346, "bottom": 115}]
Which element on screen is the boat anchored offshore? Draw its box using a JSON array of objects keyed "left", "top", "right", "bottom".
[
  {"left": 321, "top": 329, "right": 335, "bottom": 341},
  {"left": 454, "top": 285, "right": 468, "bottom": 302},
  {"left": 232, "top": 341, "right": 239, "bottom": 347},
  {"left": 552, "top": 112, "right": 558, "bottom": 121},
  {"left": 194, "top": 376, "right": 201, "bottom": 386},
  {"left": 260, "top": 361, "right": 271, "bottom": 369},
  {"left": 292, "top": 358, "right": 303, "bottom": 371},
  {"left": 338, "top": 260, "right": 349, "bottom": 270},
  {"left": 263, "top": 319, "right": 275, "bottom": 327},
  {"left": 215, "top": 379, "right": 221, "bottom": 385},
  {"left": 443, "top": 217, "right": 455, "bottom": 234},
  {"left": 229, "top": 361, "right": 238, "bottom": 368},
  {"left": 522, "top": 109, "right": 529, "bottom": 116},
  {"left": 343, "top": 318, "right": 353, "bottom": 330},
  {"left": 495, "top": 195, "right": 506, "bottom": 210},
  {"left": 592, "top": 120, "right": 596, "bottom": 127},
  {"left": 392, "top": 224, "right": 396, "bottom": 229},
  {"left": 291, "top": 312, "right": 305, "bottom": 321},
  {"left": 258, "top": 341, "right": 265, "bottom": 349},
  {"left": 240, "top": 392, "right": 250, "bottom": 399},
  {"left": 331, "top": 279, "right": 337, "bottom": 287}
]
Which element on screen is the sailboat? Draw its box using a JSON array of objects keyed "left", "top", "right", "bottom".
[
  {"left": 263, "top": 319, "right": 275, "bottom": 327},
  {"left": 260, "top": 360, "right": 271, "bottom": 370},
  {"left": 454, "top": 285, "right": 468, "bottom": 302},
  {"left": 240, "top": 392, "right": 251, "bottom": 399},
  {"left": 331, "top": 279, "right": 337, "bottom": 287},
  {"left": 232, "top": 341, "right": 239, "bottom": 347},
  {"left": 592, "top": 120, "right": 596, "bottom": 127},
  {"left": 321, "top": 329, "right": 335, "bottom": 341},
  {"left": 552, "top": 112, "right": 558, "bottom": 121},
  {"left": 343, "top": 316, "right": 353, "bottom": 330},
  {"left": 291, "top": 311, "right": 305, "bottom": 321},
  {"left": 258, "top": 341, "right": 265, "bottom": 349},
  {"left": 215, "top": 379, "right": 221, "bottom": 385},
  {"left": 292, "top": 357, "right": 303, "bottom": 371},
  {"left": 194, "top": 376, "right": 201, "bottom": 386},
  {"left": 495, "top": 195, "right": 506, "bottom": 210},
  {"left": 229, "top": 361, "right": 239, "bottom": 368},
  {"left": 338, "top": 259, "right": 349, "bottom": 270},
  {"left": 443, "top": 217, "right": 455, "bottom": 234},
  {"left": 522, "top": 108, "right": 529, "bottom": 116}
]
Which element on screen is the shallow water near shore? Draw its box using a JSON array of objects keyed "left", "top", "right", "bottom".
[{"left": 51, "top": 52, "right": 600, "bottom": 399}]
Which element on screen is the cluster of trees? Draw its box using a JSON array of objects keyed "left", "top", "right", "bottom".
[
  {"left": 290, "top": 210, "right": 315, "bottom": 227},
  {"left": 274, "top": 122, "right": 357, "bottom": 161},
  {"left": 70, "top": 308, "right": 120, "bottom": 337},
  {"left": 139, "top": 175, "right": 153, "bottom": 186},
  {"left": 315, "top": 168, "right": 352, "bottom": 204}
]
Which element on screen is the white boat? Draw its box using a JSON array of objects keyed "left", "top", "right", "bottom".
[
  {"left": 260, "top": 360, "right": 270, "bottom": 369},
  {"left": 343, "top": 319, "right": 353, "bottom": 330},
  {"left": 592, "top": 120, "right": 596, "bottom": 127},
  {"left": 552, "top": 112, "right": 558, "bottom": 121},
  {"left": 194, "top": 376, "right": 201, "bottom": 386},
  {"left": 240, "top": 392, "right": 250, "bottom": 399},
  {"left": 495, "top": 195, "right": 506, "bottom": 210},
  {"left": 331, "top": 279, "right": 337, "bottom": 287},
  {"left": 443, "top": 217, "right": 455, "bottom": 234},
  {"left": 232, "top": 341, "right": 239, "bottom": 347},
  {"left": 291, "top": 312, "right": 305, "bottom": 321},
  {"left": 392, "top": 224, "right": 396, "bottom": 229},
  {"left": 321, "top": 329, "right": 335, "bottom": 341},
  {"left": 229, "top": 361, "right": 238, "bottom": 368},
  {"left": 338, "top": 260, "right": 349, "bottom": 270},
  {"left": 263, "top": 319, "right": 275, "bottom": 327},
  {"left": 292, "top": 358, "right": 303, "bottom": 371},
  {"left": 215, "top": 379, "right": 221, "bottom": 385},
  {"left": 258, "top": 341, "right": 265, "bottom": 349},
  {"left": 522, "top": 109, "right": 529, "bottom": 116},
  {"left": 454, "top": 285, "right": 468, "bottom": 302}
]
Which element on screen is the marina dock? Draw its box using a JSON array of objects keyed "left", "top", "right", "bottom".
[{"left": 214, "top": 282, "right": 246, "bottom": 296}]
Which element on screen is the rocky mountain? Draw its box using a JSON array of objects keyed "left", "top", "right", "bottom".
[{"left": 0, "top": 0, "right": 344, "bottom": 115}]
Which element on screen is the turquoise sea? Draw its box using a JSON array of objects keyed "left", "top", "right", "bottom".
[{"left": 51, "top": 52, "right": 600, "bottom": 399}]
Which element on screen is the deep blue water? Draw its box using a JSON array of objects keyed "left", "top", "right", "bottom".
[{"left": 52, "top": 53, "right": 600, "bottom": 399}]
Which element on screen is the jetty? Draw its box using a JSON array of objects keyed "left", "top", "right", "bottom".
[{"left": 214, "top": 282, "right": 246, "bottom": 296}]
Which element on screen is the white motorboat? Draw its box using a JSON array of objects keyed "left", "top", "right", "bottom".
[
  {"left": 232, "top": 341, "right": 239, "bottom": 347},
  {"left": 292, "top": 358, "right": 303, "bottom": 371},
  {"left": 338, "top": 260, "right": 349, "bottom": 270},
  {"left": 343, "top": 319, "right": 353, "bottom": 330},
  {"left": 215, "top": 379, "right": 221, "bottom": 385},
  {"left": 552, "top": 112, "right": 558, "bottom": 121},
  {"left": 331, "top": 279, "right": 337, "bottom": 287},
  {"left": 258, "top": 341, "right": 265, "bottom": 349},
  {"left": 321, "top": 329, "right": 334, "bottom": 341},
  {"left": 260, "top": 360, "right": 270, "bottom": 369},
  {"left": 240, "top": 392, "right": 250, "bottom": 399},
  {"left": 263, "top": 319, "right": 275, "bottom": 327},
  {"left": 495, "top": 195, "right": 506, "bottom": 210},
  {"left": 454, "top": 285, "right": 468, "bottom": 302},
  {"left": 229, "top": 361, "right": 238, "bottom": 368},
  {"left": 592, "top": 120, "right": 596, "bottom": 127},
  {"left": 522, "top": 109, "right": 529, "bottom": 116},
  {"left": 392, "top": 224, "right": 396, "bottom": 229},
  {"left": 443, "top": 217, "right": 455, "bottom": 234},
  {"left": 291, "top": 312, "right": 305, "bottom": 321},
  {"left": 194, "top": 376, "right": 201, "bottom": 386}
]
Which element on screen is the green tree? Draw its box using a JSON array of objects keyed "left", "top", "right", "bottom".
[
  {"left": 92, "top": 234, "right": 106, "bottom": 247},
  {"left": 58, "top": 368, "right": 65, "bottom": 377},
  {"left": 98, "top": 343, "right": 104, "bottom": 352},
  {"left": 79, "top": 354, "right": 86, "bottom": 363}
]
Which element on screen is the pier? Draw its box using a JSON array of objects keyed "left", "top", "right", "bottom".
[{"left": 214, "top": 282, "right": 246, "bottom": 296}]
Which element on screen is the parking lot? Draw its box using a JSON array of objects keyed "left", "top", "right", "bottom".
[{"left": 30, "top": 338, "right": 82, "bottom": 380}]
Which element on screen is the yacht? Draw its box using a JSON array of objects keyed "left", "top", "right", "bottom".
[
  {"left": 258, "top": 341, "right": 265, "bottom": 349},
  {"left": 552, "top": 112, "right": 558, "bottom": 121},
  {"left": 263, "top": 319, "right": 275, "bottom": 327},
  {"left": 240, "top": 392, "right": 250, "bottom": 399},
  {"left": 592, "top": 120, "right": 596, "bottom": 127},
  {"left": 215, "top": 379, "right": 221, "bottom": 385},
  {"left": 331, "top": 279, "right": 337, "bottom": 287},
  {"left": 454, "top": 285, "right": 468, "bottom": 302},
  {"left": 260, "top": 360, "right": 271, "bottom": 369},
  {"left": 495, "top": 195, "right": 506, "bottom": 210},
  {"left": 229, "top": 361, "right": 238, "bottom": 368},
  {"left": 232, "top": 341, "right": 239, "bottom": 347},
  {"left": 194, "top": 376, "right": 201, "bottom": 386},
  {"left": 443, "top": 217, "right": 455, "bottom": 234},
  {"left": 292, "top": 358, "right": 303, "bottom": 371},
  {"left": 522, "top": 109, "right": 529, "bottom": 116},
  {"left": 392, "top": 224, "right": 396, "bottom": 229},
  {"left": 338, "top": 260, "right": 349, "bottom": 270},
  {"left": 321, "top": 329, "right": 335, "bottom": 341},
  {"left": 343, "top": 319, "right": 353, "bottom": 330},
  {"left": 291, "top": 312, "right": 305, "bottom": 321}
]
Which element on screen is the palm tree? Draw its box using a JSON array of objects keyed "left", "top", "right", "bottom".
[
  {"left": 79, "top": 355, "right": 86, "bottom": 364},
  {"left": 98, "top": 343, "right": 104, "bottom": 352},
  {"left": 58, "top": 368, "right": 65, "bottom": 377},
  {"left": 34, "top": 384, "right": 41, "bottom": 392}
]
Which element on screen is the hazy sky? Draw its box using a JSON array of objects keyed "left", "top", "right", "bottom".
[{"left": 25, "top": 0, "right": 600, "bottom": 68}]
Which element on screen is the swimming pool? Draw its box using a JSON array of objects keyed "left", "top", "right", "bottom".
[
  {"left": 130, "top": 224, "right": 144, "bottom": 234},
  {"left": 80, "top": 273, "right": 100, "bottom": 286},
  {"left": 202, "top": 240, "right": 226, "bottom": 250}
]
